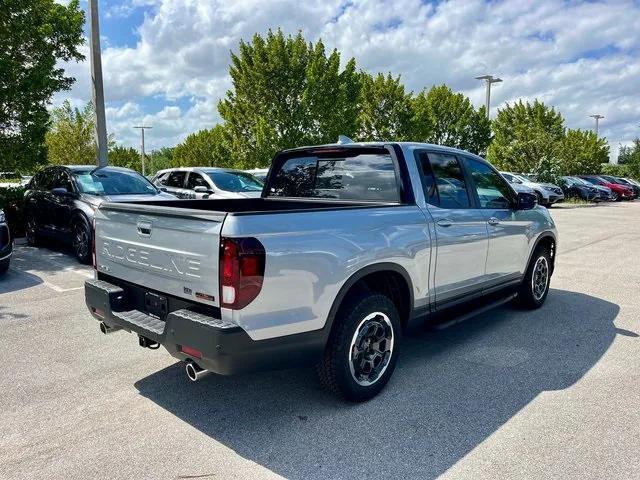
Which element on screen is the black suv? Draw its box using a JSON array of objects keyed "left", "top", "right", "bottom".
[
  {"left": 0, "top": 209, "right": 11, "bottom": 275},
  {"left": 24, "top": 165, "right": 174, "bottom": 263}
]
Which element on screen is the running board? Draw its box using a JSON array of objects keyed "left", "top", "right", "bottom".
[{"left": 432, "top": 293, "right": 517, "bottom": 330}]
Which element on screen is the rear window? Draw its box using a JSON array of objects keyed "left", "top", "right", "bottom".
[{"left": 267, "top": 151, "right": 400, "bottom": 202}]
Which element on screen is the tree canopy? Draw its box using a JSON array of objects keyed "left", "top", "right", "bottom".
[
  {"left": 356, "top": 73, "right": 413, "bottom": 141},
  {"left": 173, "top": 125, "right": 232, "bottom": 168},
  {"left": 558, "top": 129, "right": 609, "bottom": 175},
  {"left": 487, "top": 100, "right": 566, "bottom": 178},
  {"left": 411, "top": 85, "right": 491, "bottom": 155},
  {"left": 0, "top": 0, "right": 85, "bottom": 172},
  {"left": 218, "top": 29, "right": 360, "bottom": 168},
  {"left": 45, "top": 101, "right": 98, "bottom": 166},
  {"left": 108, "top": 146, "right": 141, "bottom": 172}
]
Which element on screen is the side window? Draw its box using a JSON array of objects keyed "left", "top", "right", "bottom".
[
  {"left": 40, "top": 168, "right": 56, "bottom": 191},
  {"left": 53, "top": 170, "right": 74, "bottom": 191},
  {"left": 415, "top": 151, "right": 438, "bottom": 206},
  {"left": 465, "top": 158, "right": 516, "bottom": 209},
  {"left": 186, "top": 172, "right": 208, "bottom": 190},
  {"left": 418, "top": 152, "right": 470, "bottom": 208},
  {"left": 155, "top": 173, "right": 168, "bottom": 185},
  {"left": 166, "top": 171, "right": 186, "bottom": 188}
]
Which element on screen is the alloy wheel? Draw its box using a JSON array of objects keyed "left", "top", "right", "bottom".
[
  {"left": 348, "top": 312, "right": 394, "bottom": 387},
  {"left": 531, "top": 256, "right": 549, "bottom": 301},
  {"left": 73, "top": 223, "right": 89, "bottom": 260}
]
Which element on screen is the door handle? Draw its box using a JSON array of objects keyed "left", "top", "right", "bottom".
[
  {"left": 487, "top": 217, "right": 500, "bottom": 226},
  {"left": 436, "top": 219, "right": 453, "bottom": 227}
]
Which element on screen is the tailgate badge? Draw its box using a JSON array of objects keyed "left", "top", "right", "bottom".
[{"left": 137, "top": 220, "right": 152, "bottom": 237}]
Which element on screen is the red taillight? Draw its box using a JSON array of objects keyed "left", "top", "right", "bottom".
[
  {"left": 91, "top": 218, "right": 96, "bottom": 269},
  {"left": 220, "top": 237, "right": 265, "bottom": 310}
]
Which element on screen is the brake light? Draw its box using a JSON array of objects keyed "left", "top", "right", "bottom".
[
  {"left": 91, "top": 218, "right": 96, "bottom": 269},
  {"left": 220, "top": 237, "right": 265, "bottom": 309}
]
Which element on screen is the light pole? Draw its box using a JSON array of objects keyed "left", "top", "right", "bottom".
[
  {"left": 134, "top": 126, "right": 152, "bottom": 176},
  {"left": 589, "top": 114, "right": 604, "bottom": 138},
  {"left": 475, "top": 75, "right": 503, "bottom": 119},
  {"left": 89, "top": 0, "right": 108, "bottom": 166}
]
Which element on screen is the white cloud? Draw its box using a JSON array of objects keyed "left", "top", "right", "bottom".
[{"left": 57, "top": 0, "right": 640, "bottom": 159}]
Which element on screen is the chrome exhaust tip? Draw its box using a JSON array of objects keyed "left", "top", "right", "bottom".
[
  {"left": 100, "top": 322, "right": 121, "bottom": 335},
  {"left": 185, "top": 360, "right": 210, "bottom": 382}
]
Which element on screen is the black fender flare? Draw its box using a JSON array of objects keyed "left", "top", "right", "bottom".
[
  {"left": 320, "top": 262, "right": 414, "bottom": 342},
  {"left": 527, "top": 231, "right": 557, "bottom": 273}
]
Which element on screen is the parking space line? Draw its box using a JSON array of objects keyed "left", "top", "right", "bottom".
[{"left": 42, "top": 281, "right": 84, "bottom": 293}]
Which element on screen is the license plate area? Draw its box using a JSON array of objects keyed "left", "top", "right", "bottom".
[{"left": 145, "top": 291, "right": 168, "bottom": 320}]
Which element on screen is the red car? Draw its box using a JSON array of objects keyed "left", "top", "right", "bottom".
[{"left": 578, "top": 175, "right": 635, "bottom": 201}]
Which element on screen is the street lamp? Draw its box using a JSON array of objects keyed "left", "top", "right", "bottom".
[
  {"left": 89, "top": 0, "right": 108, "bottom": 166},
  {"left": 589, "top": 114, "right": 604, "bottom": 138},
  {"left": 134, "top": 126, "right": 152, "bottom": 176},
  {"left": 475, "top": 75, "right": 503, "bottom": 119}
]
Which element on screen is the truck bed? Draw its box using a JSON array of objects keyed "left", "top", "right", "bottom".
[{"left": 126, "top": 197, "right": 400, "bottom": 215}]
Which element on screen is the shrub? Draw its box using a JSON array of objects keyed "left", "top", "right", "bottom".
[{"left": 0, "top": 186, "right": 26, "bottom": 237}]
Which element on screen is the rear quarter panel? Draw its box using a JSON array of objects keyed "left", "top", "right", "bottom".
[{"left": 222, "top": 205, "right": 432, "bottom": 340}]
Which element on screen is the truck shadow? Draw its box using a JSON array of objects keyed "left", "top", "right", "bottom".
[{"left": 135, "top": 289, "right": 619, "bottom": 480}]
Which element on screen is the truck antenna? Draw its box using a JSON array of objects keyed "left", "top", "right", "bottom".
[{"left": 337, "top": 135, "right": 354, "bottom": 145}]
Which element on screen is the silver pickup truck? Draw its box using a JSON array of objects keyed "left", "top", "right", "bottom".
[{"left": 85, "top": 142, "right": 557, "bottom": 401}]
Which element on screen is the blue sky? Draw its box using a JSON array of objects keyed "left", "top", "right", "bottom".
[{"left": 56, "top": 0, "right": 640, "bottom": 160}]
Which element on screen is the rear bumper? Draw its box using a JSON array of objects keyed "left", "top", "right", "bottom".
[{"left": 85, "top": 278, "right": 325, "bottom": 375}]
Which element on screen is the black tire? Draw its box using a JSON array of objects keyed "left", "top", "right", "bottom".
[
  {"left": 0, "top": 258, "right": 9, "bottom": 275},
  {"left": 72, "top": 217, "right": 92, "bottom": 264},
  {"left": 515, "top": 246, "right": 552, "bottom": 309},
  {"left": 25, "top": 213, "right": 39, "bottom": 246},
  {"left": 317, "top": 291, "right": 401, "bottom": 402}
]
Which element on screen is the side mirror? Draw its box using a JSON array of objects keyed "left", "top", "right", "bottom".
[
  {"left": 194, "top": 186, "right": 209, "bottom": 193},
  {"left": 159, "top": 186, "right": 168, "bottom": 192},
  {"left": 51, "top": 187, "right": 69, "bottom": 196},
  {"left": 516, "top": 192, "right": 537, "bottom": 210}
]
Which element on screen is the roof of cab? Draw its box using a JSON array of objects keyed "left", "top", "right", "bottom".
[{"left": 278, "top": 141, "right": 486, "bottom": 161}]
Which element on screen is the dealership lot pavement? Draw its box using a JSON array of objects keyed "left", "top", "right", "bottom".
[{"left": 1, "top": 203, "right": 639, "bottom": 480}]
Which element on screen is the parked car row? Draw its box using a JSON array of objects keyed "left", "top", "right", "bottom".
[
  {"left": 4, "top": 156, "right": 638, "bottom": 271},
  {"left": 500, "top": 171, "right": 639, "bottom": 204},
  {"left": 500, "top": 172, "right": 564, "bottom": 206}
]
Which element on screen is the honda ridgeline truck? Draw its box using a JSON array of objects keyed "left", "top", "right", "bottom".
[{"left": 85, "top": 142, "right": 557, "bottom": 401}]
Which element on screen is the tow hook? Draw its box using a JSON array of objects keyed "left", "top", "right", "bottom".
[{"left": 138, "top": 335, "right": 160, "bottom": 349}]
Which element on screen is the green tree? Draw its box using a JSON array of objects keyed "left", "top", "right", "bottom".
[
  {"left": 0, "top": 0, "right": 85, "bottom": 172},
  {"left": 600, "top": 163, "right": 631, "bottom": 178},
  {"left": 173, "top": 125, "right": 232, "bottom": 168},
  {"left": 150, "top": 147, "right": 175, "bottom": 174},
  {"left": 45, "top": 101, "right": 97, "bottom": 165},
  {"left": 356, "top": 72, "right": 413, "bottom": 141},
  {"left": 487, "top": 100, "right": 565, "bottom": 179},
  {"left": 411, "top": 84, "right": 491, "bottom": 155},
  {"left": 109, "top": 145, "right": 141, "bottom": 172},
  {"left": 558, "top": 129, "right": 609, "bottom": 175},
  {"left": 616, "top": 138, "right": 640, "bottom": 179},
  {"left": 218, "top": 29, "right": 360, "bottom": 168}
]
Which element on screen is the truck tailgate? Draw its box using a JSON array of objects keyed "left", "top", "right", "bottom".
[{"left": 94, "top": 203, "right": 225, "bottom": 308}]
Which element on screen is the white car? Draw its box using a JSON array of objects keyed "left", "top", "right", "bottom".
[
  {"left": 500, "top": 172, "right": 564, "bottom": 206},
  {"left": 244, "top": 168, "right": 269, "bottom": 182},
  {"left": 151, "top": 167, "right": 264, "bottom": 199}
]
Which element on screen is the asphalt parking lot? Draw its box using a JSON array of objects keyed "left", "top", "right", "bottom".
[{"left": 1, "top": 202, "right": 639, "bottom": 480}]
